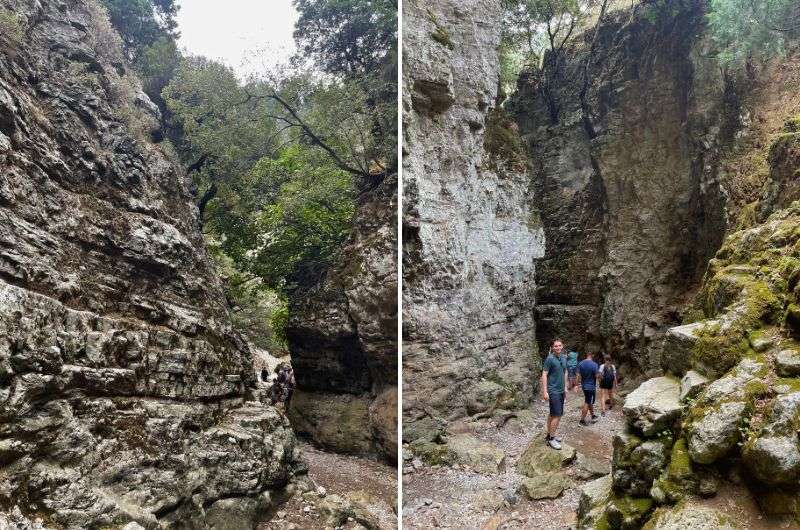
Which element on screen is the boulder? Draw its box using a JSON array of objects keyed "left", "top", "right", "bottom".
[
  {"left": 743, "top": 436, "right": 800, "bottom": 486},
  {"left": 687, "top": 401, "right": 747, "bottom": 464},
  {"left": 575, "top": 453, "right": 612, "bottom": 480},
  {"left": 662, "top": 322, "right": 712, "bottom": 376},
  {"left": 679, "top": 370, "right": 708, "bottom": 402},
  {"left": 742, "top": 392, "right": 800, "bottom": 485},
  {"left": 577, "top": 474, "right": 612, "bottom": 527},
  {"left": 516, "top": 435, "right": 576, "bottom": 477},
  {"left": 642, "top": 501, "right": 740, "bottom": 529},
  {"left": 369, "top": 387, "right": 399, "bottom": 461},
  {"left": 288, "top": 390, "right": 374, "bottom": 455},
  {"left": 446, "top": 434, "right": 506, "bottom": 474},
  {"left": 701, "top": 357, "right": 768, "bottom": 403},
  {"left": 623, "top": 377, "right": 683, "bottom": 436},
  {"left": 606, "top": 496, "right": 654, "bottom": 530},
  {"left": 776, "top": 349, "right": 800, "bottom": 377},
  {"left": 612, "top": 431, "right": 670, "bottom": 497},
  {"left": 517, "top": 472, "right": 571, "bottom": 500}
]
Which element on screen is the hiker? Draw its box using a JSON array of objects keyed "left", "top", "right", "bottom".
[
  {"left": 576, "top": 351, "right": 599, "bottom": 426},
  {"left": 541, "top": 339, "right": 568, "bottom": 450},
  {"left": 269, "top": 363, "right": 295, "bottom": 409},
  {"left": 598, "top": 354, "right": 618, "bottom": 416},
  {"left": 566, "top": 349, "right": 579, "bottom": 393}
]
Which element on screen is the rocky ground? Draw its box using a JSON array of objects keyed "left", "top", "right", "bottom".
[
  {"left": 259, "top": 442, "right": 398, "bottom": 530},
  {"left": 402, "top": 390, "right": 625, "bottom": 529}
]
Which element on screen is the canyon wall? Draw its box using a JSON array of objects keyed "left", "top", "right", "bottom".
[
  {"left": 0, "top": 0, "right": 301, "bottom": 527},
  {"left": 286, "top": 173, "right": 398, "bottom": 462},
  {"left": 510, "top": 0, "right": 730, "bottom": 376},
  {"left": 402, "top": 0, "right": 545, "bottom": 440}
]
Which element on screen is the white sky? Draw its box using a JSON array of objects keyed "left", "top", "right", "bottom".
[{"left": 175, "top": 0, "right": 299, "bottom": 79}]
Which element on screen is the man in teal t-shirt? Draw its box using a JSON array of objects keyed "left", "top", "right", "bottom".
[{"left": 541, "top": 339, "right": 568, "bottom": 450}]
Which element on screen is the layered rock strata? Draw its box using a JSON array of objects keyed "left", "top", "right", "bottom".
[
  {"left": 402, "top": 0, "right": 545, "bottom": 438},
  {"left": 286, "top": 173, "right": 398, "bottom": 462},
  {"left": 0, "top": 0, "right": 300, "bottom": 527}
]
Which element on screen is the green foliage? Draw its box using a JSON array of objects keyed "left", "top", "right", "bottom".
[
  {"left": 207, "top": 238, "right": 289, "bottom": 351},
  {"left": 100, "top": 0, "right": 178, "bottom": 60},
  {"left": 0, "top": 9, "right": 22, "bottom": 44},
  {"left": 707, "top": 0, "right": 800, "bottom": 67},
  {"left": 293, "top": 0, "right": 397, "bottom": 77}
]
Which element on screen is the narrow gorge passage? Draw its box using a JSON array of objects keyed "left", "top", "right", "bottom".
[{"left": 403, "top": 391, "right": 624, "bottom": 529}]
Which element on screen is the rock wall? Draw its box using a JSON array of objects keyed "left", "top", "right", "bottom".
[
  {"left": 0, "top": 0, "right": 300, "bottom": 527},
  {"left": 286, "top": 173, "right": 398, "bottom": 462},
  {"left": 402, "top": 0, "right": 545, "bottom": 439},
  {"left": 509, "top": 0, "right": 731, "bottom": 375}
]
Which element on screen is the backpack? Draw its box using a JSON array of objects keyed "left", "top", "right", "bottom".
[{"left": 601, "top": 364, "right": 615, "bottom": 386}]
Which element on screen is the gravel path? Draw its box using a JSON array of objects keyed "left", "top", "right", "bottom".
[
  {"left": 259, "top": 442, "right": 398, "bottom": 529},
  {"left": 402, "top": 389, "right": 625, "bottom": 529}
]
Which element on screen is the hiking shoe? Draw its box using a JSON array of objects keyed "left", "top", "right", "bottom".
[
  {"left": 601, "top": 411, "right": 606, "bottom": 416},
  {"left": 552, "top": 435, "right": 562, "bottom": 442},
  {"left": 591, "top": 414, "right": 598, "bottom": 420},
  {"left": 548, "top": 438, "right": 562, "bottom": 450},
  {"left": 590, "top": 416, "right": 598, "bottom": 424},
  {"left": 579, "top": 419, "right": 588, "bottom": 426}
]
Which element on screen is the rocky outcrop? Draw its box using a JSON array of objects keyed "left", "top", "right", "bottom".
[
  {"left": 593, "top": 129, "right": 800, "bottom": 526},
  {"left": 0, "top": 0, "right": 300, "bottom": 527},
  {"left": 509, "top": 0, "right": 730, "bottom": 373},
  {"left": 402, "top": 0, "right": 544, "bottom": 437},
  {"left": 286, "top": 172, "right": 398, "bottom": 462}
]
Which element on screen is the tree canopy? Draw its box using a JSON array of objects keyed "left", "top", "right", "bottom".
[{"left": 707, "top": 0, "right": 800, "bottom": 67}]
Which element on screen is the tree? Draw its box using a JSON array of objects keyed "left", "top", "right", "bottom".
[
  {"left": 707, "top": 0, "right": 800, "bottom": 68},
  {"left": 293, "top": 0, "right": 397, "bottom": 77},
  {"left": 502, "top": 0, "right": 600, "bottom": 122}
]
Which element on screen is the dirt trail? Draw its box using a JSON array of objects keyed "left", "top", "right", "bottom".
[
  {"left": 259, "top": 442, "right": 398, "bottom": 529},
  {"left": 402, "top": 390, "right": 625, "bottom": 529}
]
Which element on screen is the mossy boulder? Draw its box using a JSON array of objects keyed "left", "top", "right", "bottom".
[
  {"left": 679, "top": 370, "right": 709, "bottom": 402},
  {"left": 651, "top": 438, "right": 696, "bottom": 504},
  {"left": 642, "top": 501, "right": 741, "bottom": 529},
  {"left": 445, "top": 434, "right": 506, "bottom": 474},
  {"left": 612, "top": 430, "right": 670, "bottom": 497},
  {"left": 776, "top": 348, "right": 800, "bottom": 377},
  {"left": 577, "top": 474, "right": 612, "bottom": 529},
  {"left": 606, "top": 495, "right": 654, "bottom": 530},
  {"left": 517, "top": 434, "right": 576, "bottom": 477},
  {"left": 662, "top": 322, "right": 711, "bottom": 376},
  {"left": 403, "top": 415, "right": 446, "bottom": 443},
  {"left": 742, "top": 392, "right": 800, "bottom": 486},
  {"left": 409, "top": 439, "right": 453, "bottom": 466},
  {"left": 686, "top": 401, "right": 748, "bottom": 464},
  {"left": 517, "top": 472, "right": 572, "bottom": 500}
]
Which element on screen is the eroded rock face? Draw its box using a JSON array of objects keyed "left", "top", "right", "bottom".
[
  {"left": 0, "top": 0, "right": 300, "bottom": 526},
  {"left": 286, "top": 173, "right": 398, "bottom": 462},
  {"left": 509, "top": 0, "right": 729, "bottom": 372},
  {"left": 402, "top": 0, "right": 544, "bottom": 435}
]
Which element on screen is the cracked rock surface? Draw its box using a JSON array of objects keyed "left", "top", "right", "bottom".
[{"left": 0, "top": 0, "right": 300, "bottom": 527}]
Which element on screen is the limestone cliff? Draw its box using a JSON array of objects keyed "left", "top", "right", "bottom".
[
  {"left": 0, "top": 0, "right": 301, "bottom": 527},
  {"left": 509, "top": 0, "right": 730, "bottom": 376},
  {"left": 402, "top": 0, "right": 545, "bottom": 439},
  {"left": 286, "top": 172, "right": 398, "bottom": 462}
]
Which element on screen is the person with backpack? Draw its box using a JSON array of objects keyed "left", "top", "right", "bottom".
[
  {"left": 576, "top": 351, "right": 599, "bottom": 426},
  {"left": 598, "top": 354, "right": 617, "bottom": 416},
  {"left": 541, "top": 339, "right": 568, "bottom": 450},
  {"left": 566, "top": 349, "right": 579, "bottom": 393}
]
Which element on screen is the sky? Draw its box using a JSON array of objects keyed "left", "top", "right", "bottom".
[{"left": 175, "top": 0, "right": 299, "bottom": 79}]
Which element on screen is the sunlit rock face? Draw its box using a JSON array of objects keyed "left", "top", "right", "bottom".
[
  {"left": 401, "top": 0, "right": 545, "bottom": 438},
  {"left": 0, "top": 0, "right": 300, "bottom": 526}
]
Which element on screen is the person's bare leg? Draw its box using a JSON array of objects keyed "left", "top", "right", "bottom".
[
  {"left": 551, "top": 415, "right": 561, "bottom": 435},
  {"left": 600, "top": 389, "right": 607, "bottom": 414},
  {"left": 581, "top": 403, "right": 588, "bottom": 421}
]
